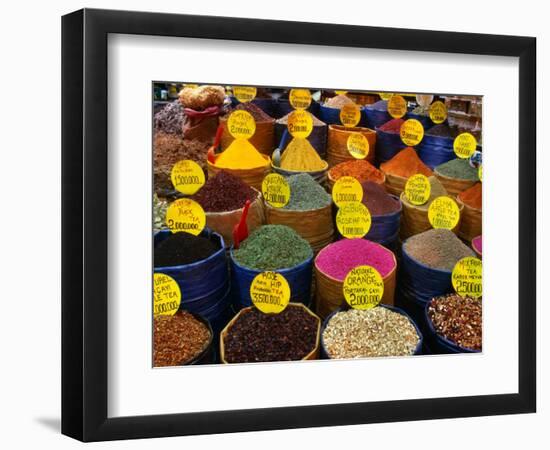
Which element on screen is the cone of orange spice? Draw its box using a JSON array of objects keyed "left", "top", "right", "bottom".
[
  {"left": 328, "top": 159, "right": 385, "bottom": 190},
  {"left": 380, "top": 147, "right": 432, "bottom": 196}
]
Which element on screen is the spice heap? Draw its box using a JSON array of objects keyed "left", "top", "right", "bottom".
[
  {"left": 155, "top": 232, "right": 219, "bottom": 267},
  {"left": 280, "top": 138, "right": 327, "bottom": 171},
  {"left": 379, "top": 118, "right": 405, "bottom": 133},
  {"left": 426, "top": 124, "right": 459, "bottom": 138},
  {"left": 283, "top": 173, "right": 332, "bottom": 211},
  {"left": 223, "top": 102, "right": 273, "bottom": 123},
  {"left": 367, "top": 100, "right": 388, "bottom": 111},
  {"left": 403, "top": 229, "right": 475, "bottom": 271},
  {"left": 278, "top": 111, "right": 325, "bottom": 127},
  {"left": 329, "top": 159, "right": 384, "bottom": 184},
  {"left": 233, "top": 225, "right": 313, "bottom": 271},
  {"left": 154, "top": 101, "right": 185, "bottom": 135},
  {"left": 223, "top": 305, "right": 319, "bottom": 363},
  {"left": 193, "top": 171, "right": 257, "bottom": 212},
  {"left": 316, "top": 239, "right": 395, "bottom": 281},
  {"left": 323, "top": 308, "right": 420, "bottom": 358},
  {"left": 458, "top": 182, "right": 482, "bottom": 209},
  {"left": 428, "top": 294, "right": 482, "bottom": 351},
  {"left": 472, "top": 235, "right": 482, "bottom": 255},
  {"left": 154, "top": 311, "right": 212, "bottom": 366},
  {"left": 215, "top": 139, "right": 268, "bottom": 170},
  {"left": 361, "top": 181, "right": 400, "bottom": 216},
  {"left": 435, "top": 159, "right": 479, "bottom": 181},
  {"left": 380, "top": 147, "right": 433, "bottom": 178},
  {"left": 153, "top": 194, "right": 168, "bottom": 232},
  {"left": 178, "top": 85, "right": 225, "bottom": 110},
  {"left": 325, "top": 94, "right": 354, "bottom": 109},
  {"left": 410, "top": 105, "right": 430, "bottom": 116},
  {"left": 402, "top": 176, "right": 447, "bottom": 211}
]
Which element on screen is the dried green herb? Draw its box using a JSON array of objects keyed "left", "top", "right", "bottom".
[{"left": 283, "top": 173, "right": 331, "bottom": 211}]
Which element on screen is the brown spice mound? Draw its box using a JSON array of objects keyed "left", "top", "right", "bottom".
[
  {"left": 224, "top": 305, "right": 319, "bottom": 363},
  {"left": 428, "top": 294, "right": 482, "bottom": 351},
  {"left": 329, "top": 159, "right": 385, "bottom": 184},
  {"left": 223, "top": 102, "right": 273, "bottom": 123},
  {"left": 458, "top": 182, "right": 482, "bottom": 210},
  {"left": 380, "top": 147, "right": 433, "bottom": 178},
  {"left": 153, "top": 132, "right": 209, "bottom": 191},
  {"left": 154, "top": 311, "right": 211, "bottom": 367}
]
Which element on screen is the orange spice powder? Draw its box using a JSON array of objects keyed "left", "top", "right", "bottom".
[
  {"left": 329, "top": 159, "right": 385, "bottom": 184},
  {"left": 458, "top": 182, "right": 482, "bottom": 209},
  {"left": 380, "top": 147, "right": 433, "bottom": 178}
]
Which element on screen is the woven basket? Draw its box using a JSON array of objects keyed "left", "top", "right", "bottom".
[
  {"left": 219, "top": 303, "right": 321, "bottom": 363},
  {"left": 327, "top": 125, "right": 377, "bottom": 167},
  {"left": 265, "top": 202, "right": 334, "bottom": 254},
  {"left": 204, "top": 189, "right": 265, "bottom": 247},
  {"left": 219, "top": 116, "right": 275, "bottom": 155},
  {"left": 381, "top": 171, "right": 408, "bottom": 196},
  {"left": 314, "top": 249, "right": 397, "bottom": 319},
  {"left": 327, "top": 169, "right": 386, "bottom": 191},
  {"left": 207, "top": 151, "right": 271, "bottom": 191},
  {"left": 434, "top": 169, "right": 477, "bottom": 197},
  {"left": 399, "top": 192, "right": 464, "bottom": 239},
  {"left": 456, "top": 197, "right": 482, "bottom": 242}
]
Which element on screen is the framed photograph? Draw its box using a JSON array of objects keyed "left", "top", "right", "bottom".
[{"left": 62, "top": 8, "right": 536, "bottom": 442}]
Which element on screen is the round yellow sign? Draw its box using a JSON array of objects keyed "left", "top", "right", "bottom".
[
  {"left": 262, "top": 173, "right": 290, "bottom": 208},
  {"left": 400, "top": 119, "right": 424, "bottom": 147},
  {"left": 289, "top": 89, "right": 312, "bottom": 110},
  {"left": 346, "top": 133, "right": 370, "bottom": 160},
  {"left": 387, "top": 95, "right": 407, "bottom": 119},
  {"left": 227, "top": 110, "right": 256, "bottom": 140},
  {"left": 339, "top": 103, "right": 361, "bottom": 128},
  {"left": 452, "top": 257, "right": 482, "bottom": 298},
  {"left": 153, "top": 273, "right": 181, "bottom": 316},
  {"left": 250, "top": 271, "right": 291, "bottom": 314},
  {"left": 343, "top": 265, "right": 384, "bottom": 310},
  {"left": 453, "top": 132, "right": 477, "bottom": 159},
  {"left": 404, "top": 174, "right": 431, "bottom": 205},
  {"left": 336, "top": 202, "right": 372, "bottom": 239},
  {"left": 379, "top": 92, "right": 393, "bottom": 101},
  {"left": 335, "top": 90, "right": 348, "bottom": 96},
  {"left": 233, "top": 86, "right": 257, "bottom": 103},
  {"left": 165, "top": 198, "right": 206, "bottom": 236},
  {"left": 428, "top": 196, "right": 460, "bottom": 230},
  {"left": 332, "top": 176, "right": 363, "bottom": 207},
  {"left": 429, "top": 100, "right": 447, "bottom": 124},
  {"left": 170, "top": 160, "right": 206, "bottom": 195},
  {"left": 287, "top": 110, "right": 314, "bottom": 138}
]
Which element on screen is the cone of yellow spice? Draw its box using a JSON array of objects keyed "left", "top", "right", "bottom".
[{"left": 272, "top": 138, "right": 329, "bottom": 184}]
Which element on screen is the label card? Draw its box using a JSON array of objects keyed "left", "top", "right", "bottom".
[
  {"left": 287, "top": 110, "right": 314, "bottom": 139},
  {"left": 452, "top": 257, "right": 482, "bottom": 298},
  {"left": 400, "top": 119, "right": 424, "bottom": 146},
  {"left": 453, "top": 132, "right": 477, "bottom": 159},
  {"left": 346, "top": 133, "right": 370, "bottom": 160},
  {"left": 339, "top": 103, "right": 361, "bottom": 128},
  {"left": 336, "top": 202, "right": 372, "bottom": 239},
  {"left": 262, "top": 173, "right": 290, "bottom": 208},
  {"left": 404, "top": 174, "right": 431, "bottom": 205},
  {"left": 429, "top": 100, "right": 447, "bottom": 124},
  {"left": 332, "top": 176, "right": 363, "bottom": 207},
  {"left": 165, "top": 198, "right": 206, "bottom": 235},
  {"left": 153, "top": 273, "right": 181, "bottom": 316},
  {"left": 170, "top": 160, "right": 206, "bottom": 195},
  {"left": 289, "top": 89, "right": 312, "bottom": 110},
  {"left": 343, "top": 265, "right": 384, "bottom": 310},
  {"left": 227, "top": 110, "right": 256, "bottom": 140},
  {"left": 428, "top": 196, "right": 460, "bottom": 230},
  {"left": 387, "top": 95, "right": 407, "bottom": 119},
  {"left": 233, "top": 86, "right": 257, "bottom": 103},
  {"left": 250, "top": 271, "right": 291, "bottom": 314}
]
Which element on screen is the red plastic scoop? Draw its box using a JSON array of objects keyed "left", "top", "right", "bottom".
[
  {"left": 232, "top": 200, "right": 251, "bottom": 249},
  {"left": 207, "top": 124, "right": 225, "bottom": 164}
]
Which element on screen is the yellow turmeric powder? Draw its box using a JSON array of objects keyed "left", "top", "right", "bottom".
[
  {"left": 215, "top": 139, "right": 268, "bottom": 169},
  {"left": 280, "top": 138, "right": 327, "bottom": 171}
]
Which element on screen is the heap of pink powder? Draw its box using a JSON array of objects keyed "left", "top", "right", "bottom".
[{"left": 315, "top": 239, "right": 396, "bottom": 281}]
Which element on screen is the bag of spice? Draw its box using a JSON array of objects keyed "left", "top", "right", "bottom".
[
  {"left": 434, "top": 158, "right": 480, "bottom": 196},
  {"left": 360, "top": 181, "right": 402, "bottom": 247},
  {"left": 327, "top": 125, "right": 376, "bottom": 166},
  {"left": 416, "top": 124, "right": 459, "bottom": 169},
  {"left": 230, "top": 225, "right": 314, "bottom": 309},
  {"left": 179, "top": 85, "right": 226, "bottom": 143},
  {"left": 456, "top": 182, "right": 482, "bottom": 241},
  {"left": 319, "top": 94, "right": 365, "bottom": 125},
  {"left": 192, "top": 171, "right": 265, "bottom": 247},
  {"left": 275, "top": 112, "right": 328, "bottom": 158},
  {"left": 220, "top": 303, "right": 321, "bottom": 363},
  {"left": 375, "top": 118, "right": 407, "bottom": 164}
]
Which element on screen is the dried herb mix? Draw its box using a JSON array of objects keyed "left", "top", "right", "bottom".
[
  {"left": 428, "top": 294, "right": 482, "bottom": 351},
  {"left": 154, "top": 101, "right": 185, "bottom": 135},
  {"left": 154, "top": 311, "right": 211, "bottom": 366},
  {"left": 323, "top": 308, "right": 420, "bottom": 358},
  {"left": 154, "top": 232, "right": 219, "bottom": 267},
  {"left": 435, "top": 158, "right": 480, "bottom": 181},
  {"left": 223, "top": 102, "right": 273, "bottom": 122},
  {"left": 193, "top": 171, "right": 257, "bottom": 212},
  {"left": 233, "top": 225, "right": 312, "bottom": 270},
  {"left": 223, "top": 305, "right": 318, "bottom": 363},
  {"left": 403, "top": 229, "right": 475, "bottom": 271},
  {"left": 283, "top": 173, "right": 332, "bottom": 211}
]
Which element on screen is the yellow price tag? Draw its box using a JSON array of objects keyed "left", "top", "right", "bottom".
[
  {"left": 346, "top": 133, "right": 370, "bottom": 160},
  {"left": 170, "top": 160, "right": 206, "bottom": 195},
  {"left": 453, "top": 132, "right": 477, "bottom": 159},
  {"left": 289, "top": 89, "right": 312, "bottom": 110},
  {"left": 452, "top": 257, "right": 482, "bottom": 298},
  {"left": 165, "top": 198, "right": 206, "bottom": 236},
  {"left": 335, "top": 90, "right": 348, "bottom": 96},
  {"left": 379, "top": 92, "right": 393, "bottom": 101},
  {"left": 332, "top": 176, "right": 363, "bottom": 207},
  {"left": 336, "top": 201, "right": 372, "bottom": 239},
  {"left": 404, "top": 174, "right": 431, "bottom": 205},
  {"left": 250, "top": 271, "right": 291, "bottom": 314},
  {"left": 343, "top": 265, "right": 384, "bottom": 310},
  {"left": 153, "top": 273, "right": 181, "bottom": 316},
  {"left": 428, "top": 196, "right": 460, "bottom": 230},
  {"left": 400, "top": 119, "right": 424, "bottom": 146},
  {"left": 339, "top": 103, "right": 361, "bottom": 127},
  {"left": 233, "top": 86, "right": 257, "bottom": 103},
  {"left": 262, "top": 173, "right": 290, "bottom": 208},
  {"left": 429, "top": 101, "right": 447, "bottom": 124},
  {"left": 227, "top": 110, "right": 256, "bottom": 140},
  {"left": 387, "top": 95, "right": 407, "bottom": 119},
  {"left": 287, "top": 110, "right": 313, "bottom": 138}
]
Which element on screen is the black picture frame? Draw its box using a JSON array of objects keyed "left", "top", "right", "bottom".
[{"left": 62, "top": 8, "right": 536, "bottom": 442}]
